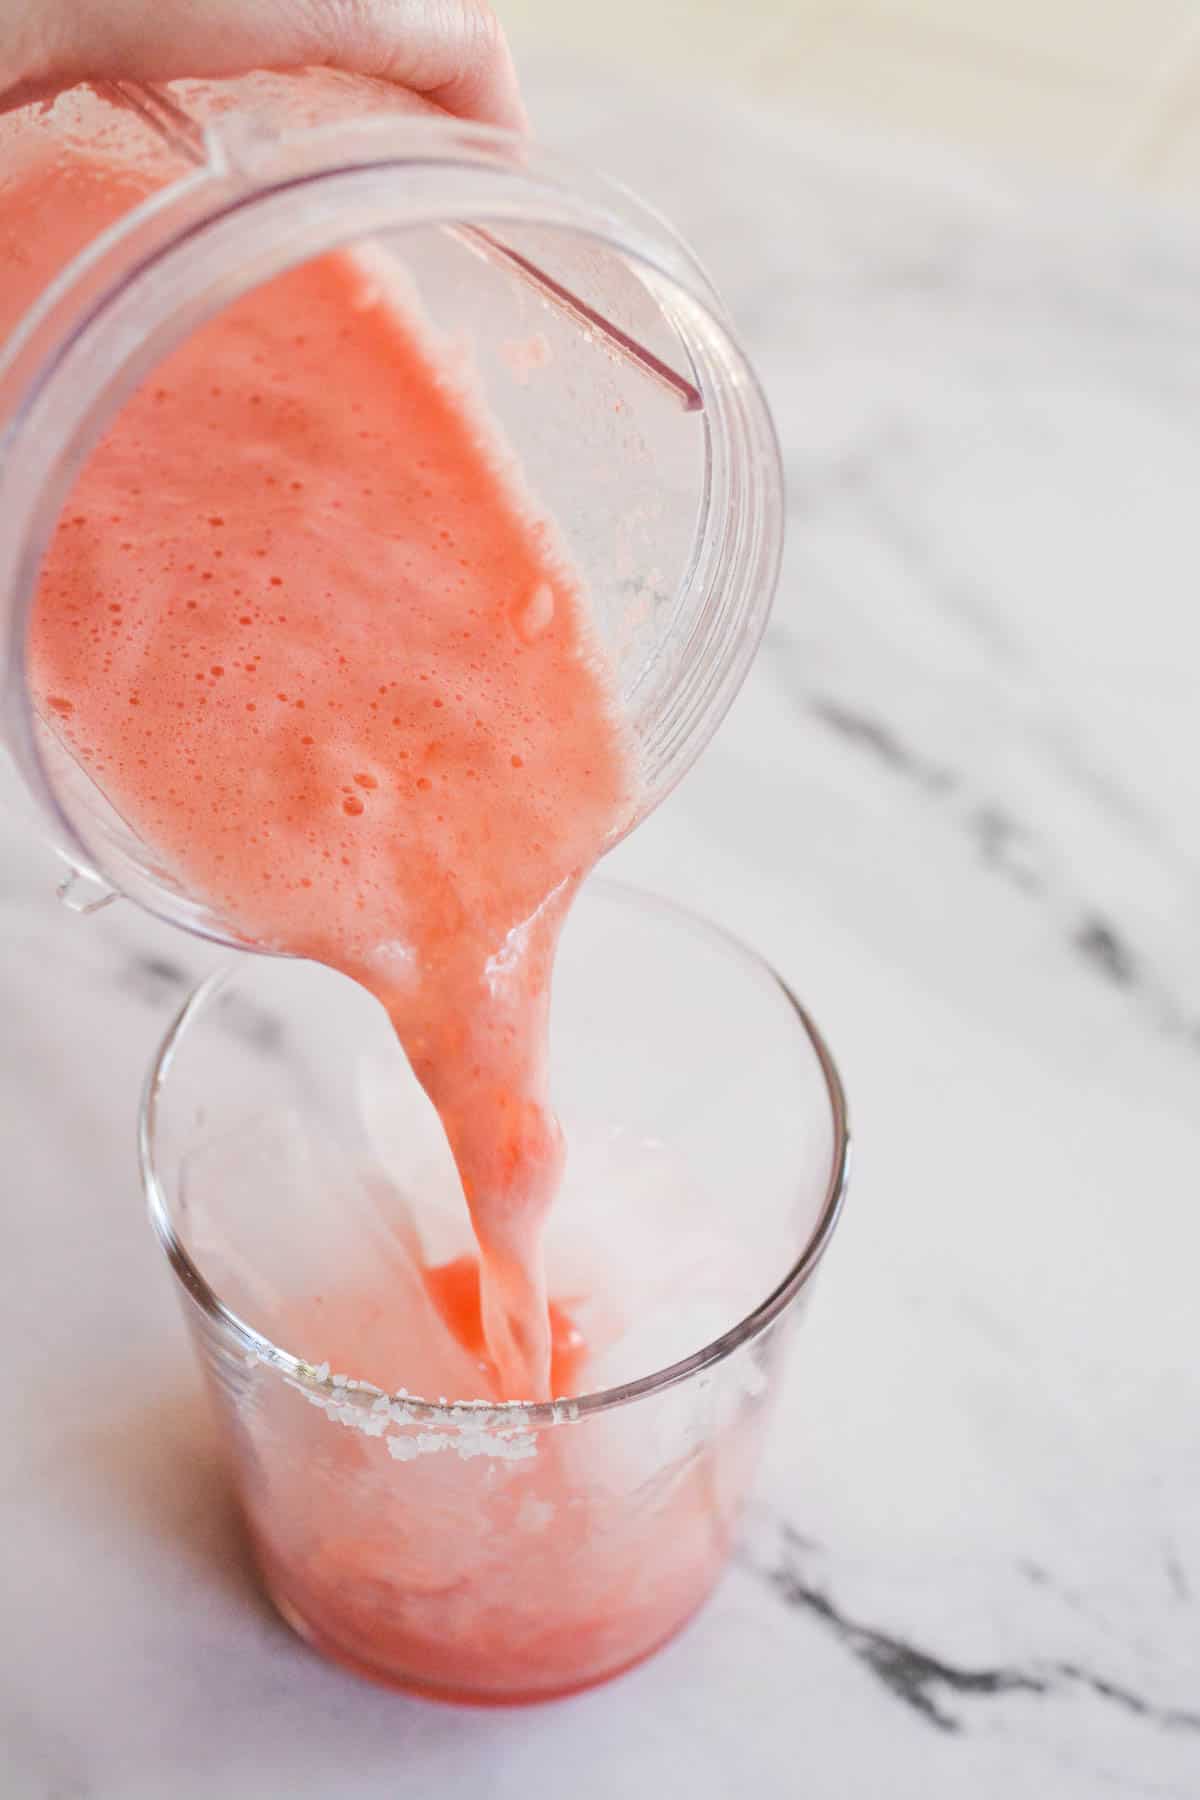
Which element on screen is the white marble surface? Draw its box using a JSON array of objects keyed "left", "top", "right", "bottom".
[{"left": 3, "top": 60, "right": 1199, "bottom": 1799}]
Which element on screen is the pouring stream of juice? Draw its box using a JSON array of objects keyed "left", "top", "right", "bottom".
[{"left": 29, "top": 239, "right": 640, "bottom": 1399}]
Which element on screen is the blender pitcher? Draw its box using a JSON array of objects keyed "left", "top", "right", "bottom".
[{"left": 0, "top": 68, "right": 782, "bottom": 942}]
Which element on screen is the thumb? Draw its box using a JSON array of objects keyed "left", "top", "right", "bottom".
[{"left": 2, "top": 0, "right": 527, "bottom": 132}]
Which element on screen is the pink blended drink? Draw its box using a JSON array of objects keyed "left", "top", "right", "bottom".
[
  {"left": 21, "top": 213, "right": 755, "bottom": 1696},
  {"left": 9, "top": 97, "right": 820, "bottom": 1700},
  {"left": 31, "top": 247, "right": 636, "bottom": 1401}
]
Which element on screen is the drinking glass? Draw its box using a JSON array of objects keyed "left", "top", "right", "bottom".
[{"left": 140, "top": 880, "right": 849, "bottom": 1703}]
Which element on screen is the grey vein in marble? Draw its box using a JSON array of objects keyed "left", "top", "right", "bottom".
[
  {"left": 739, "top": 1515, "right": 1200, "bottom": 1740},
  {"left": 765, "top": 644, "right": 1200, "bottom": 1047}
]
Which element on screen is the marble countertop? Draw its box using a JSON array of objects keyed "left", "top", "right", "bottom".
[{"left": 2, "top": 58, "right": 1198, "bottom": 1800}]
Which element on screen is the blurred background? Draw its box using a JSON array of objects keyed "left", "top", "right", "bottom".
[{"left": 502, "top": 0, "right": 1200, "bottom": 193}]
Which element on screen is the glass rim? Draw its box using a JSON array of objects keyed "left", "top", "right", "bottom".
[{"left": 139, "top": 879, "right": 851, "bottom": 1425}]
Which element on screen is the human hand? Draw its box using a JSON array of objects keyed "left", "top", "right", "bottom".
[{"left": 0, "top": 0, "right": 525, "bottom": 129}]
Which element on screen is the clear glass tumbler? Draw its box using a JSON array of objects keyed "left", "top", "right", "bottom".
[{"left": 140, "top": 881, "right": 849, "bottom": 1703}]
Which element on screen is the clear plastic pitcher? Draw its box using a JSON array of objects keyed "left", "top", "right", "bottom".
[{"left": 0, "top": 70, "right": 782, "bottom": 944}]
